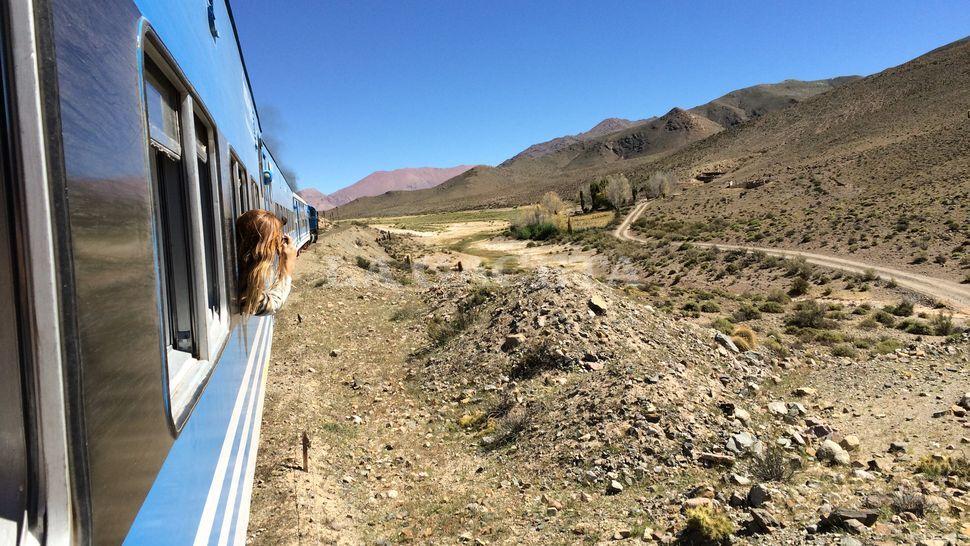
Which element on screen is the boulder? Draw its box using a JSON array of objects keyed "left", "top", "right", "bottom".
[
  {"left": 747, "top": 484, "right": 771, "bottom": 508},
  {"left": 817, "top": 439, "right": 851, "bottom": 466},
  {"left": 746, "top": 508, "right": 783, "bottom": 534},
  {"left": 839, "top": 435, "right": 860, "bottom": 452},
  {"left": 607, "top": 480, "right": 624, "bottom": 495},
  {"left": 819, "top": 507, "right": 880, "bottom": 531},
  {"left": 587, "top": 295, "right": 608, "bottom": 316},
  {"left": 697, "top": 452, "right": 736, "bottom": 467},
  {"left": 714, "top": 332, "right": 739, "bottom": 353},
  {"left": 501, "top": 333, "right": 526, "bottom": 351}
]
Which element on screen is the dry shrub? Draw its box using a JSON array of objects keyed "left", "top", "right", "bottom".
[
  {"left": 749, "top": 445, "right": 796, "bottom": 483},
  {"left": 731, "top": 325, "right": 758, "bottom": 351},
  {"left": 643, "top": 171, "right": 677, "bottom": 199},
  {"left": 890, "top": 489, "right": 926, "bottom": 517},
  {"left": 539, "top": 191, "right": 566, "bottom": 215},
  {"left": 915, "top": 454, "right": 970, "bottom": 479}
]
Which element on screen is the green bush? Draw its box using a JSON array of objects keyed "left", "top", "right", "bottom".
[
  {"left": 788, "top": 276, "right": 811, "bottom": 297},
  {"left": 886, "top": 299, "right": 914, "bottom": 317},
  {"left": 759, "top": 300, "right": 786, "bottom": 314},
  {"left": 930, "top": 313, "right": 956, "bottom": 336},
  {"left": 682, "top": 301, "right": 701, "bottom": 313},
  {"left": 700, "top": 301, "right": 720, "bottom": 313},
  {"left": 873, "top": 338, "right": 901, "bottom": 355},
  {"left": 831, "top": 343, "right": 858, "bottom": 358},
  {"left": 732, "top": 305, "right": 762, "bottom": 322},
  {"left": 355, "top": 256, "right": 372, "bottom": 270},
  {"left": 898, "top": 318, "right": 931, "bottom": 335},
  {"left": 711, "top": 317, "right": 734, "bottom": 335},
  {"left": 859, "top": 317, "right": 878, "bottom": 330},
  {"left": 766, "top": 289, "right": 791, "bottom": 304},
  {"left": 915, "top": 455, "right": 970, "bottom": 480},
  {"left": 511, "top": 222, "right": 560, "bottom": 241},
  {"left": 785, "top": 300, "right": 835, "bottom": 329},
  {"left": 874, "top": 310, "right": 896, "bottom": 327}
]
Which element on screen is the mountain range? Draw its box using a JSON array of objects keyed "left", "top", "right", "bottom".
[
  {"left": 334, "top": 74, "right": 861, "bottom": 217},
  {"left": 298, "top": 165, "right": 475, "bottom": 211}
]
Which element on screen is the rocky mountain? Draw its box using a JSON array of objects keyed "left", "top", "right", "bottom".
[
  {"left": 298, "top": 165, "right": 475, "bottom": 211},
  {"left": 336, "top": 76, "right": 849, "bottom": 218},
  {"left": 501, "top": 116, "right": 653, "bottom": 165},
  {"left": 337, "top": 38, "right": 968, "bottom": 220},
  {"left": 688, "top": 76, "right": 860, "bottom": 128}
]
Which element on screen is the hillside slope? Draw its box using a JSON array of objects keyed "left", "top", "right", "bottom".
[
  {"left": 337, "top": 77, "right": 860, "bottom": 218},
  {"left": 336, "top": 108, "right": 720, "bottom": 217},
  {"left": 688, "top": 76, "right": 859, "bottom": 128},
  {"left": 500, "top": 116, "right": 652, "bottom": 165},
  {"left": 631, "top": 36, "right": 970, "bottom": 280}
]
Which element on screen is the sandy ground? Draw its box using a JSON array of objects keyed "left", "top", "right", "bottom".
[
  {"left": 371, "top": 221, "right": 507, "bottom": 245},
  {"left": 373, "top": 219, "right": 608, "bottom": 275}
]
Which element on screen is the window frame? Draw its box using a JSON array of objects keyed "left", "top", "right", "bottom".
[{"left": 141, "top": 36, "right": 231, "bottom": 431}]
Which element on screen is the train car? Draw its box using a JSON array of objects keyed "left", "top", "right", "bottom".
[
  {"left": 1, "top": 0, "right": 304, "bottom": 544},
  {"left": 307, "top": 205, "right": 319, "bottom": 243}
]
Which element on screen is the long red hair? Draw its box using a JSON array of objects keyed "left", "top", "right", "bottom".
[{"left": 236, "top": 210, "right": 289, "bottom": 314}]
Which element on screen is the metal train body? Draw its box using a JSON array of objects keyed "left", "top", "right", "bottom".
[{"left": 1, "top": 0, "right": 308, "bottom": 544}]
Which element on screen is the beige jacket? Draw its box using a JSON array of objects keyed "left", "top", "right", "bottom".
[{"left": 254, "top": 275, "right": 293, "bottom": 316}]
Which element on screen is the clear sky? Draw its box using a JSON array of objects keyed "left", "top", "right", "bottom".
[{"left": 231, "top": 0, "right": 970, "bottom": 193}]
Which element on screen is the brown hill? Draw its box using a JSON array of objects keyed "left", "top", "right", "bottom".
[
  {"left": 302, "top": 165, "right": 477, "bottom": 211},
  {"left": 688, "top": 76, "right": 860, "bottom": 128},
  {"left": 296, "top": 188, "right": 337, "bottom": 210},
  {"left": 337, "top": 76, "right": 860, "bottom": 218},
  {"left": 501, "top": 116, "right": 653, "bottom": 165},
  {"left": 335, "top": 108, "right": 721, "bottom": 218},
  {"left": 629, "top": 36, "right": 970, "bottom": 280},
  {"left": 326, "top": 165, "right": 475, "bottom": 208}
]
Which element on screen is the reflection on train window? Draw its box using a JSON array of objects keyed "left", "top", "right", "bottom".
[{"left": 145, "top": 60, "right": 197, "bottom": 354}]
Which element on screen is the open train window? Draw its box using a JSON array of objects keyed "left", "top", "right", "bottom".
[
  {"left": 145, "top": 59, "right": 197, "bottom": 356},
  {"left": 194, "top": 116, "right": 230, "bottom": 348},
  {"left": 143, "top": 44, "right": 230, "bottom": 429}
]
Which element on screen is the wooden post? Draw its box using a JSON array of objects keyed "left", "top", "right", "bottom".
[{"left": 301, "top": 431, "right": 311, "bottom": 472}]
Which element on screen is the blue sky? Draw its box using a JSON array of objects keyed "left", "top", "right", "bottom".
[{"left": 231, "top": 0, "right": 970, "bottom": 194}]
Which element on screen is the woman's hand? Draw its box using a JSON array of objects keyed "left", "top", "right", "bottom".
[{"left": 280, "top": 235, "right": 297, "bottom": 277}]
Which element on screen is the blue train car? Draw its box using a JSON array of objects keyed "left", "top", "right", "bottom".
[
  {"left": 308, "top": 206, "right": 319, "bottom": 243},
  {"left": 0, "top": 0, "right": 306, "bottom": 544}
]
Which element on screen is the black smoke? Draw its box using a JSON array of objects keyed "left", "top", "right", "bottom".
[{"left": 259, "top": 105, "right": 300, "bottom": 189}]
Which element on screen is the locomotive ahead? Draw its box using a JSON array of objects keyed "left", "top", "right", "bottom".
[{"left": 0, "top": 0, "right": 310, "bottom": 544}]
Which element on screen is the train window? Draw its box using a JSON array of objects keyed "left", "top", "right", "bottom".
[
  {"left": 143, "top": 45, "right": 232, "bottom": 428},
  {"left": 145, "top": 60, "right": 197, "bottom": 355},
  {"left": 230, "top": 156, "right": 246, "bottom": 218},
  {"left": 195, "top": 118, "right": 221, "bottom": 314}
]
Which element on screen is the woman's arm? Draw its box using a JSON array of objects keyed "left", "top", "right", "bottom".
[{"left": 255, "top": 275, "right": 292, "bottom": 316}]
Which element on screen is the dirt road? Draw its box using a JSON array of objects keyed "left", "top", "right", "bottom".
[{"left": 616, "top": 201, "right": 970, "bottom": 313}]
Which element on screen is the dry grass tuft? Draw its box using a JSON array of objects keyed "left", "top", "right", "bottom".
[
  {"left": 681, "top": 505, "right": 734, "bottom": 545},
  {"left": 731, "top": 325, "right": 758, "bottom": 351}
]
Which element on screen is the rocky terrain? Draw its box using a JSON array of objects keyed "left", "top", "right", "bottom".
[{"left": 250, "top": 224, "right": 969, "bottom": 545}]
